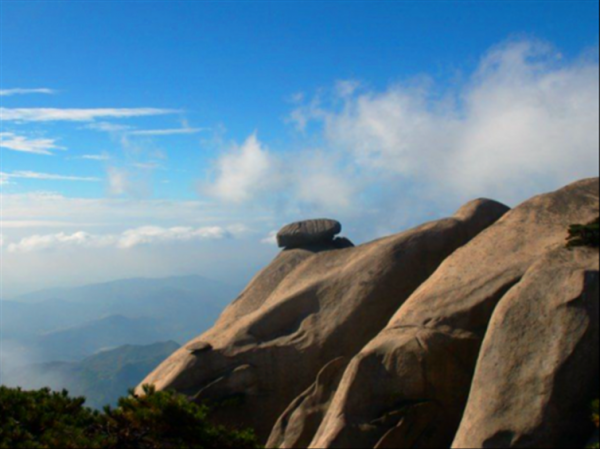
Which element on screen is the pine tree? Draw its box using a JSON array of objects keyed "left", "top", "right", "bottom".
[{"left": 0, "top": 386, "right": 261, "bottom": 449}]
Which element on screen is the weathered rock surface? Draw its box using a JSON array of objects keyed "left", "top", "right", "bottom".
[
  {"left": 452, "top": 247, "right": 599, "bottom": 448},
  {"left": 277, "top": 219, "right": 342, "bottom": 249},
  {"left": 139, "top": 198, "right": 509, "bottom": 442},
  {"left": 268, "top": 357, "right": 349, "bottom": 449},
  {"left": 310, "top": 178, "right": 599, "bottom": 449}
]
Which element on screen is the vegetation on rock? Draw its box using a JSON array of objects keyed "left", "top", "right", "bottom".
[
  {"left": 567, "top": 220, "right": 600, "bottom": 449},
  {"left": 0, "top": 385, "right": 261, "bottom": 449},
  {"left": 567, "top": 218, "right": 600, "bottom": 249}
]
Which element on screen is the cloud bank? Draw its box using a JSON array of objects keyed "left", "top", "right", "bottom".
[
  {"left": 2, "top": 38, "right": 598, "bottom": 295},
  {"left": 207, "top": 40, "right": 599, "bottom": 217},
  {"left": 6, "top": 225, "right": 240, "bottom": 253}
]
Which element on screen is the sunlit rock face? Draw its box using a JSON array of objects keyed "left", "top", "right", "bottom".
[
  {"left": 310, "top": 178, "right": 599, "bottom": 449},
  {"left": 452, "top": 247, "right": 599, "bottom": 449},
  {"left": 139, "top": 198, "right": 509, "bottom": 442}
]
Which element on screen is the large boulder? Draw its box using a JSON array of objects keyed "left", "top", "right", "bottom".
[
  {"left": 277, "top": 219, "right": 342, "bottom": 249},
  {"left": 139, "top": 199, "right": 509, "bottom": 442},
  {"left": 452, "top": 247, "right": 599, "bottom": 448},
  {"left": 310, "top": 178, "right": 599, "bottom": 449}
]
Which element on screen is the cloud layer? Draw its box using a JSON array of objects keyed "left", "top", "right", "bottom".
[
  {"left": 324, "top": 40, "right": 599, "bottom": 203},
  {"left": 6, "top": 225, "right": 236, "bottom": 253},
  {"left": 2, "top": 38, "right": 598, "bottom": 295},
  {"left": 206, "top": 40, "right": 599, "bottom": 219}
]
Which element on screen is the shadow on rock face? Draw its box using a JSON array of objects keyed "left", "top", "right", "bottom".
[
  {"left": 268, "top": 357, "right": 350, "bottom": 449},
  {"left": 310, "top": 178, "right": 600, "bottom": 449},
  {"left": 138, "top": 199, "right": 510, "bottom": 442},
  {"left": 452, "top": 248, "right": 599, "bottom": 449}
]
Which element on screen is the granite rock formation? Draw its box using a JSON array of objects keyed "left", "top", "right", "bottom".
[
  {"left": 139, "top": 199, "right": 509, "bottom": 442},
  {"left": 310, "top": 178, "right": 599, "bottom": 449},
  {"left": 140, "top": 178, "right": 599, "bottom": 449}
]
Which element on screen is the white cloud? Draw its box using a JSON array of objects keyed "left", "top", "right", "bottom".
[
  {"left": 1, "top": 171, "right": 100, "bottom": 182},
  {"left": 0, "top": 88, "right": 55, "bottom": 96},
  {"left": 85, "top": 122, "right": 134, "bottom": 133},
  {"left": 288, "top": 40, "right": 599, "bottom": 205},
  {"left": 206, "top": 133, "right": 279, "bottom": 203},
  {"left": 106, "top": 166, "right": 156, "bottom": 197},
  {"left": 0, "top": 132, "right": 66, "bottom": 155},
  {"left": 261, "top": 230, "right": 278, "bottom": 245},
  {"left": 202, "top": 39, "right": 598, "bottom": 238},
  {"left": 0, "top": 108, "right": 179, "bottom": 122},
  {"left": 7, "top": 225, "right": 238, "bottom": 253},
  {"left": 86, "top": 122, "right": 204, "bottom": 137},
  {"left": 128, "top": 128, "right": 206, "bottom": 136},
  {"left": 79, "top": 153, "right": 111, "bottom": 161},
  {"left": 0, "top": 192, "right": 251, "bottom": 228},
  {"left": 8, "top": 232, "right": 106, "bottom": 253},
  {"left": 204, "top": 134, "right": 371, "bottom": 214},
  {"left": 116, "top": 226, "right": 230, "bottom": 249},
  {"left": 0, "top": 192, "right": 276, "bottom": 296},
  {"left": 335, "top": 80, "right": 361, "bottom": 98},
  {"left": 292, "top": 151, "right": 357, "bottom": 212},
  {"left": 107, "top": 167, "right": 133, "bottom": 196},
  {"left": 288, "top": 94, "right": 327, "bottom": 133}
]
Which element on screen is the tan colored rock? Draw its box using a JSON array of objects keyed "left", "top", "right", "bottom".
[
  {"left": 139, "top": 199, "right": 509, "bottom": 442},
  {"left": 452, "top": 247, "right": 599, "bottom": 448},
  {"left": 268, "top": 357, "right": 349, "bottom": 449},
  {"left": 311, "top": 178, "right": 599, "bottom": 449}
]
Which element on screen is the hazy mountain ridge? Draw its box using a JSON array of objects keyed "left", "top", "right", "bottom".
[
  {"left": 1, "top": 275, "right": 239, "bottom": 364},
  {"left": 14, "top": 275, "right": 237, "bottom": 305},
  {"left": 2, "top": 341, "right": 180, "bottom": 410}
]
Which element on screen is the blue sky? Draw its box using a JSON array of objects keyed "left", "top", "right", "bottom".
[{"left": 1, "top": 1, "right": 599, "bottom": 295}]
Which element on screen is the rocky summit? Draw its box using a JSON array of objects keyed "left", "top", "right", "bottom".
[{"left": 140, "top": 178, "right": 600, "bottom": 449}]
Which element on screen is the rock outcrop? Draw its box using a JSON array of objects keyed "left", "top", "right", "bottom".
[
  {"left": 139, "top": 198, "right": 509, "bottom": 442},
  {"left": 452, "top": 247, "right": 599, "bottom": 448},
  {"left": 309, "top": 178, "right": 599, "bottom": 449},
  {"left": 139, "top": 178, "right": 599, "bottom": 449}
]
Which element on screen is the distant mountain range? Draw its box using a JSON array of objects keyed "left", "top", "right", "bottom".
[
  {"left": 2, "top": 275, "right": 240, "bottom": 363},
  {"left": 2, "top": 341, "right": 180, "bottom": 409}
]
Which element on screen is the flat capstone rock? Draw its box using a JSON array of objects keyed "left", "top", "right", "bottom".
[{"left": 277, "top": 219, "right": 342, "bottom": 249}]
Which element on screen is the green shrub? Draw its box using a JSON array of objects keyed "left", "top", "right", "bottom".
[
  {"left": 567, "top": 218, "right": 600, "bottom": 249},
  {"left": 0, "top": 385, "right": 261, "bottom": 449},
  {"left": 0, "top": 387, "right": 103, "bottom": 449}
]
